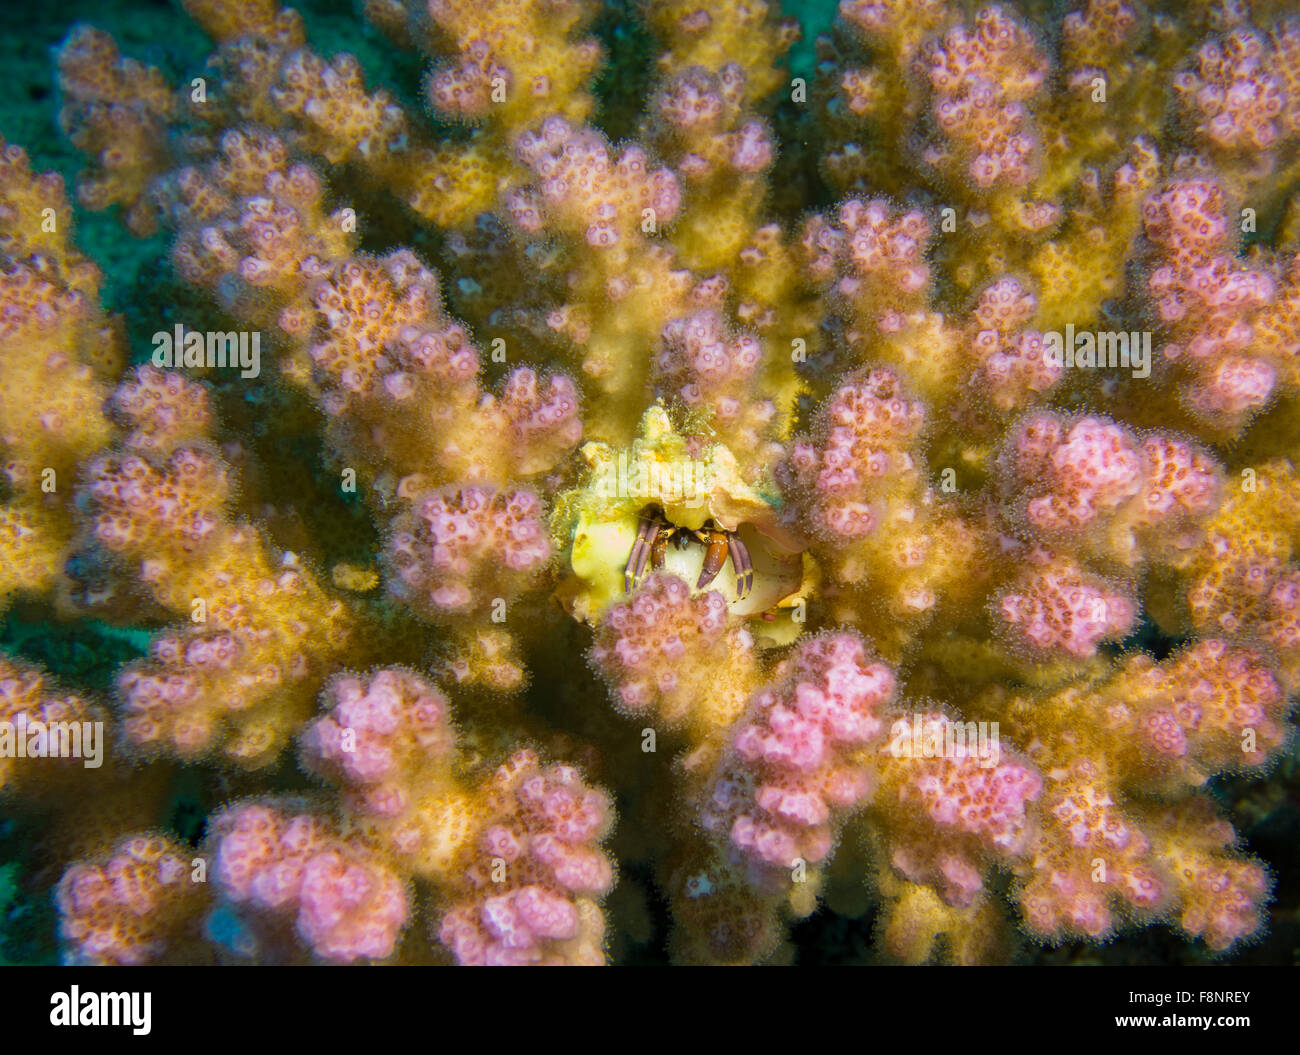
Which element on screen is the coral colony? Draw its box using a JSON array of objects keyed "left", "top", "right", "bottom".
[{"left": 2, "top": 0, "right": 1300, "bottom": 967}]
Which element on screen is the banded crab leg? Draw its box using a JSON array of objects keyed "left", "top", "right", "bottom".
[
  {"left": 624, "top": 513, "right": 661, "bottom": 593},
  {"left": 729, "top": 533, "right": 754, "bottom": 599}
]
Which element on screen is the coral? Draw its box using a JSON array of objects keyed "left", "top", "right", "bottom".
[
  {"left": 0, "top": 654, "right": 108, "bottom": 795},
  {"left": 56, "top": 834, "right": 209, "bottom": 965},
  {"left": 1137, "top": 178, "right": 1294, "bottom": 435},
  {"left": 698, "top": 633, "right": 893, "bottom": 884},
  {"left": 872, "top": 712, "right": 1041, "bottom": 909},
  {"left": 298, "top": 667, "right": 615, "bottom": 963},
  {"left": 0, "top": 140, "right": 117, "bottom": 614},
  {"left": 0, "top": 0, "right": 1293, "bottom": 969},
  {"left": 85, "top": 371, "right": 361, "bottom": 767},
  {"left": 298, "top": 667, "right": 469, "bottom": 879},
  {"left": 589, "top": 572, "right": 758, "bottom": 737},
  {"left": 205, "top": 801, "right": 409, "bottom": 963},
  {"left": 436, "top": 748, "right": 614, "bottom": 965},
  {"left": 55, "top": 28, "right": 176, "bottom": 236},
  {"left": 387, "top": 485, "right": 552, "bottom": 619},
  {"left": 996, "top": 551, "right": 1137, "bottom": 659},
  {"left": 998, "top": 412, "right": 1223, "bottom": 563}
]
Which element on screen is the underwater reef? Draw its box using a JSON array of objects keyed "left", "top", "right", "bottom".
[{"left": 1, "top": 0, "right": 1300, "bottom": 966}]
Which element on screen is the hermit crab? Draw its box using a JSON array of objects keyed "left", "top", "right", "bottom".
[
  {"left": 623, "top": 505, "right": 754, "bottom": 598},
  {"left": 552, "top": 405, "right": 809, "bottom": 636}
]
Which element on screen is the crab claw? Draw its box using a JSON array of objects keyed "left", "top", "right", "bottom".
[
  {"left": 696, "top": 535, "right": 730, "bottom": 591},
  {"left": 625, "top": 515, "right": 659, "bottom": 593},
  {"left": 729, "top": 533, "right": 754, "bottom": 599}
]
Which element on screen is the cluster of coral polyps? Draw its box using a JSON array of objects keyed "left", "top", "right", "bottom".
[{"left": 0, "top": 0, "right": 1297, "bottom": 965}]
